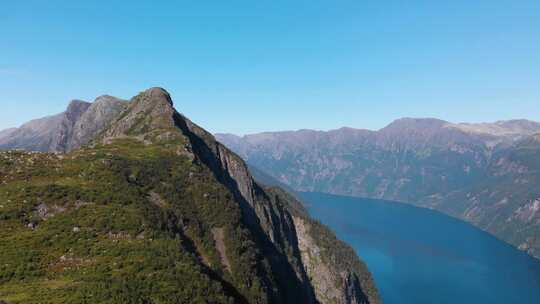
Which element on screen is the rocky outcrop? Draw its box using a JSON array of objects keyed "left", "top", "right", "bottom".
[
  {"left": 102, "top": 88, "right": 174, "bottom": 141},
  {"left": 49, "top": 100, "right": 92, "bottom": 152},
  {"left": 293, "top": 216, "right": 374, "bottom": 304},
  {"left": 69, "top": 95, "right": 127, "bottom": 150}
]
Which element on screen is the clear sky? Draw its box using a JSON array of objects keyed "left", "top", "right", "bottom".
[{"left": 1, "top": 1, "right": 539, "bottom": 135}]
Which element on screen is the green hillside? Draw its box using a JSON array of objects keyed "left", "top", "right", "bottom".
[{"left": 0, "top": 88, "right": 379, "bottom": 304}]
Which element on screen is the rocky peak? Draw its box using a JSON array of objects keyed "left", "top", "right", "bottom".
[
  {"left": 89, "top": 95, "right": 127, "bottom": 112},
  {"left": 145, "top": 87, "right": 174, "bottom": 106},
  {"left": 101, "top": 87, "right": 177, "bottom": 142},
  {"left": 380, "top": 117, "right": 449, "bottom": 132},
  {"left": 91, "top": 95, "right": 128, "bottom": 111},
  {"left": 65, "top": 99, "right": 91, "bottom": 118},
  {"left": 128, "top": 87, "right": 175, "bottom": 117},
  {"left": 49, "top": 100, "right": 91, "bottom": 152},
  {"left": 68, "top": 95, "right": 128, "bottom": 151},
  {"left": 376, "top": 118, "right": 468, "bottom": 150}
]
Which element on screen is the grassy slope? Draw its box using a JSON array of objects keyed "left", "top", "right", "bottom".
[{"left": 0, "top": 138, "right": 273, "bottom": 303}]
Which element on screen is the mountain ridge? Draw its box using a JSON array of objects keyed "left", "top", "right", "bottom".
[
  {"left": 215, "top": 119, "right": 540, "bottom": 259},
  {"left": 0, "top": 88, "right": 379, "bottom": 304},
  {"left": 215, "top": 117, "right": 540, "bottom": 138}
]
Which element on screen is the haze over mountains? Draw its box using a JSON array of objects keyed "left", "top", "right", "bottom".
[
  {"left": 215, "top": 118, "right": 540, "bottom": 259},
  {"left": 0, "top": 96, "right": 128, "bottom": 153},
  {"left": 0, "top": 88, "right": 378, "bottom": 303}
]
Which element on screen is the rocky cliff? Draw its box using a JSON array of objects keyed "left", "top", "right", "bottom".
[
  {"left": 48, "top": 100, "right": 93, "bottom": 152},
  {"left": 0, "top": 88, "right": 379, "bottom": 304},
  {"left": 69, "top": 95, "right": 128, "bottom": 151}
]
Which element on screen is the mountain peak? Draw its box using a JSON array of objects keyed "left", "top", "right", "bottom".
[
  {"left": 65, "top": 99, "right": 91, "bottom": 118},
  {"left": 131, "top": 87, "right": 175, "bottom": 120},
  {"left": 0, "top": 89, "right": 380, "bottom": 303},
  {"left": 94, "top": 94, "right": 125, "bottom": 103},
  {"left": 100, "top": 87, "right": 178, "bottom": 142},
  {"left": 378, "top": 118, "right": 451, "bottom": 145},
  {"left": 382, "top": 117, "right": 449, "bottom": 131},
  {"left": 141, "top": 87, "right": 173, "bottom": 106},
  {"left": 67, "top": 99, "right": 90, "bottom": 108}
]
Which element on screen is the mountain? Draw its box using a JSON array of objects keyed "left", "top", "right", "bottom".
[
  {"left": 0, "top": 88, "right": 379, "bottom": 304},
  {"left": 215, "top": 118, "right": 540, "bottom": 259},
  {"left": 0, "top": 96, "right": 127, "bottom": 153},
  {"left": 0, "top": 112, "right": 65, "bottom": 152},
  {"left": 67, "top": 95, "right": 128, "bottom": 151}
]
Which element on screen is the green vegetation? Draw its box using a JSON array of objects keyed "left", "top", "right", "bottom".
[
  {"left": 0, "top": 87, "right": 380, "bottom": 303},
  {"left": 0, "top": 138, "right": 272, "bottom": 303}
]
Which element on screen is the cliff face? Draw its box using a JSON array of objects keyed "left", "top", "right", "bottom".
[
  {"left": 69, "top": 95, "right": 128, "bottom": 151},
  {"left": 175, "top": 111, "right": 379, "bottom": 303},
  {"left": 294, "top": 217, "right": 369, "bottom": 304},
  {"left": 0, "top": 88, "right": 378, "bottom": 304},
  {"left": 49, "top": 100, "right": 92, "bottom": 152}
]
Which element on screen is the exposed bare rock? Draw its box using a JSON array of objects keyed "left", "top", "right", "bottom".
[
  {"left": 512, "top": 199, "right": 540, "bottom": 223},
  {"left": 293, "top": 216, "right": 374, "bottom": 304},
  {"left": 102, "top": 87, "right": 176, "bottom": 142},
  {"left": 0, "top": 96, "right": 131, "bottom": 153},
  {"left": 0, "top": 95, "right": 127, "bottom": 153},
  {"left": 33, "top": 203, "right": 67, "bottom": 220},
  {"left": 49, "top": 100, "right": 92, "bottom": 152},
  {"left": 147, "top": 191, "right": 168, "bottom": 208},
  {"left": 69, "top": 95, "right": 127, "bottom": 150},
  {"left": 212, "top": 227, "right": 232, "bottom": 272},
  {"left": 171, "top": 103, "right": 375, "bottom": 303}
]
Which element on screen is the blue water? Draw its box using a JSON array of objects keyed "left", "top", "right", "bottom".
[{"left": 300, "top": 192, "right": 540, "bottom": 304}]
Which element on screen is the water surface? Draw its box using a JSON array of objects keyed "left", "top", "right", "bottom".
[{"left": 300, "top": 192, "right": 540, "bottom": 304}]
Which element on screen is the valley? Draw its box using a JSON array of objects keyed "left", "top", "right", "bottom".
[
  {"left": 301, "top": 192, "right": 540, "bottom": 304},
  {"left": 216, "top": 119, "right": 540, "bottom": 259}
]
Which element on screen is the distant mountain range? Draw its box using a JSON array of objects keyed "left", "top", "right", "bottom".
[
  {"left": 0, "top": 96, "right": 127, "bottom": 153},
  {"left": 0, "top": 89, "right": 378, "bottom": 303},
  {"left": 215, "top": 118, "right": 540, "bottom": 259}
]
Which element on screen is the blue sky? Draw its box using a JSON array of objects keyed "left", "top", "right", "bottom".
[{"left": 1, "top": 1, "right": 539, "bottom": 134}]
